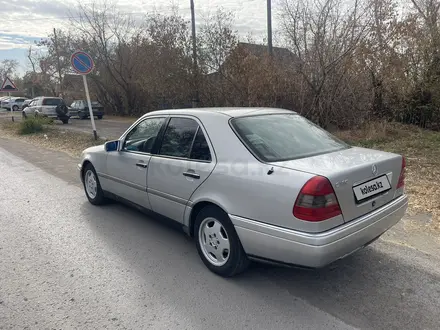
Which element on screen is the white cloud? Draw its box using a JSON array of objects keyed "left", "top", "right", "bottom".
[
  {"left": 0, "top": 36, "right": 32, "bottom": 50},
  {"left": 0, "top": 0, "right": 278, "bottom": 50}
]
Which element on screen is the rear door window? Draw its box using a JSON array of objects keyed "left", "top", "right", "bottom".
[
  {"left": 231, "top": 114, "right": 349, "bottom": 162},
  {"left": 159, "top": 118, "right": 199, "bottom": 158},
  {"left": 42, "top": 98, "right": 62, "bottom": 106},
  {"left": 190, "top": 128, "right": 212, "bottom": 161}
]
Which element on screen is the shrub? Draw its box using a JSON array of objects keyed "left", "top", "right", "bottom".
[{"left": 18, "top": 117, "right": 53, "bottom": 135}]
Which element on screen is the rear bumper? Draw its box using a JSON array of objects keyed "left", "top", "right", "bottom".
[
  {"left": 79, "top": 110, "right": 104, "bottom": 117},
  {"left": 231, "top": 194, "right": 408, "bottom": 268},
  {"left": 44, "top": 114, "right": 70, "bottom": 119}
]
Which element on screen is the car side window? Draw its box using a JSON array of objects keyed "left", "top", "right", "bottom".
[
  {"left": 190, "top": 128, "right": 212, "bottom": 161},
  {"left": 159, "top": 118, "right": 199, "bottom": 158},
  {"left": 123, "top": 117, "right": 166, "bottom": 153}
]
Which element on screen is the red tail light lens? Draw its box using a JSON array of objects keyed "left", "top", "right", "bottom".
[
  {"left": 293, "top": 176, "right": 342, "bottom": 222},
  {"left": 397, "top": 157, "right": 406, "bottom": 189}
]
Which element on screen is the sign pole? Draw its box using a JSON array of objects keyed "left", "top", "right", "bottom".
[
  {"left": 82, "top": 75, "right": 97, "bottom": 140},
  {"left": 9, "top": 92, "right": 13, "bottom": 122},
  {"left": 0, "top": 77, "right": 19, "bottom": 121},
  {"left": 71, "top": 51, "right": 97, "bottom": 140}
]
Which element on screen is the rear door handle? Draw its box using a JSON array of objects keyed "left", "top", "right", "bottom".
[
  {"left": 136, "top": 162, "right": 148, "bottom": 168},
  {"left": 183, "top": 171, "right": 200, "bottom": 179}
]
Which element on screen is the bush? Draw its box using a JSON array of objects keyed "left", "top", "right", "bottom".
[{"left": 18, "top": 117, "right": 53, "bottom": 135}]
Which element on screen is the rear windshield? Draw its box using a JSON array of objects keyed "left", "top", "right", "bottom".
[
  {"left": 42, "top": 98, "right": 63, "bottom": 106},
  {"left": 231, "top": 114, "right": 349, "bottom": 162}
]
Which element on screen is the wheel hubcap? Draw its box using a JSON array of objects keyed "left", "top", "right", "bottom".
[
  {"left": 85, "top": 170, "right": 97, "bottom": 199},
  {"left": 199, "top": 217, "right": 230, "bottom": 266}
]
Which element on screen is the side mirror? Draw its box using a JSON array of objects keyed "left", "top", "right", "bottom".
[{"left": 104, "top": 140, "right": 120, "bottom": 152}]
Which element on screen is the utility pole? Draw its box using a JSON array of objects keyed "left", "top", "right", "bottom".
[
  {"left": 53, "top": 28, "right": 63, "bottom": 97},
  {"left": 190, "top": 0, "right": 199, "bottom": 108},
  {"left": 267, "top": 0, "right": 273, "bottom": 57}
]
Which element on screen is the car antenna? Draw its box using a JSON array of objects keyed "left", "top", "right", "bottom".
[{"left": 267, "top": 167, "right": 274, "bottom": 175}]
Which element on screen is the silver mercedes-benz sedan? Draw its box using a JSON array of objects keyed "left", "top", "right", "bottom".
[{"left": 78, "top": 108, "right": 408, "bottom": 277}]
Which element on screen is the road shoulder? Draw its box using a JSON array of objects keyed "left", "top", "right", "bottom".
[{"left": 0, "top": 137, "right": 80, "bottom": 186}]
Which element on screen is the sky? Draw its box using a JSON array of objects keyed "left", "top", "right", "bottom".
[{"left": 0, "top": 0, "right": 279, "bottom": 75}]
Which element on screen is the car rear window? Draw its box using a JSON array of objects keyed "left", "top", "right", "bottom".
[
  {"left": 42, "top": 98, "right": 62, "bottom": 106},
  {"left": 230, "top": 114, "right": 349, "bottom": 162}
]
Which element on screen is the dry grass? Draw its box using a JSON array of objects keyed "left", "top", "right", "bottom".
[
  {"left": 0, "top": 120, "right": 105, "bottom": 157},
  {"left": 336, "top": 122, "right": 440, "bottom": 232}
]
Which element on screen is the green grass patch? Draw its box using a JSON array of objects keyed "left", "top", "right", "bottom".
[{"left": 18, "top": 117, "right": 53, "bottom": 135}]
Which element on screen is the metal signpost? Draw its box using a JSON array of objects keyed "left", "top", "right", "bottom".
[
  {"left": 70, "top": 51, "right": 98, "bottom": 140},
  {"left": 0, "top": 77, "right": 19, "bottom": 122}
]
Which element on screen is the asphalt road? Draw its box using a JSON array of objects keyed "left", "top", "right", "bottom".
[
  {"left": 1, "top": 139, "right": 440, "bottom": 329},
  {"left": 62, "top": 118, "right": 133, "bottom": 139}
]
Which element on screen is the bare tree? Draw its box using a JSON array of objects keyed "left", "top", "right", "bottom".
[
  {"left": 0, "top": 59, "right": 18, "bottom": 81},
  {"left": 280, "top": 0, "right": 370, "bottom": 127}
]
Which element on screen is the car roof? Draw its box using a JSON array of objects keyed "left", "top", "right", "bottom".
[
  {"left": 144, "top": 107, "right": 296, "bottom": 119},
  {"left": 2, "top": 96, "right": 24, "bottom": 100}
]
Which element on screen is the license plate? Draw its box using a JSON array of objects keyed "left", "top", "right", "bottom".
[{"left": 353, "top": 175, "right": 391, "bottom": 202}]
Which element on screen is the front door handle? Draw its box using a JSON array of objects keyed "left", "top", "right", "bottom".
[
  {"left": 136, "top": 162, "right": 148, "bottom": 168},
  {"left": 183, "top": 171, "right": 200, "bottom": 179}
]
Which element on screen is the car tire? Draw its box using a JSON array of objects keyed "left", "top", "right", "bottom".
[
  {"left": 78, "top": 112, "right": 86, "bottom": 120},
  {"left": 194, "top": 205, "right": 250, "bottom": 277},
  {"left": 12, "top": 105, "right": 19, "bottom": 111},
  {"left": 22, "top": 112, "right": 27, "bottom": 119},
  {"left": 97, "top": 115, "right": 103, "bottom": 120},
  {"left": 61, "top": 118, "right": 69, "bottom": 124},
  {"left": 82, "top": 163, "right": 106, "bottom": 205}
]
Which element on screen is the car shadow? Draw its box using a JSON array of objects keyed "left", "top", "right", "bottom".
[{"left": 78, "top": 201, "right": 440, "bottom": 330}]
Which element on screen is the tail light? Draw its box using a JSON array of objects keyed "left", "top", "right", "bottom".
[
  {"left": 293, "top": 176, "right": 342, "bottom": 222},
  {"left": 397, "top": 156, "right": 406, "bottom": 189}
]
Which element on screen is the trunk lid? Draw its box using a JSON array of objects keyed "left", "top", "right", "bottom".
[{"left": 271, "top": 147, "right": 404, "bottom": 223}]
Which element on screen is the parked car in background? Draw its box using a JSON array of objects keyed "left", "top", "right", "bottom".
[
  {"left": 23, "top": 96, "right": 70, "bottom": 124},
  {"left": 69, "top": 100, "right": 104, "bottom": 119},
  {"left": 0, "top": 97, "right": 29, "bottom": 111},
  {"left": 78, "top": 107, "right": 408, "bottom": 277},
  {"left": 0, "top": 97, "right": 8, "bottom": 110},
  {"left": 21, "top": 99, "right": 32, "bottom": 110}
]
